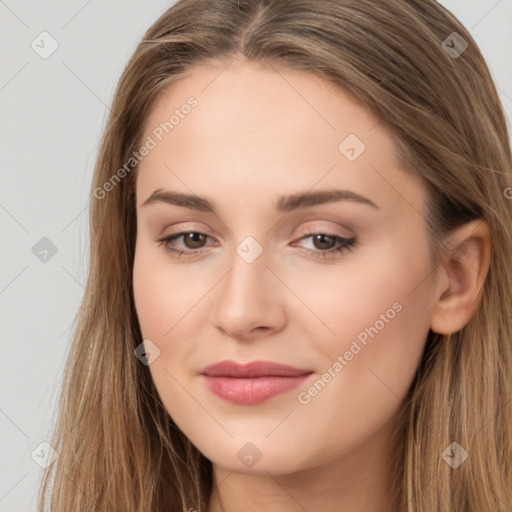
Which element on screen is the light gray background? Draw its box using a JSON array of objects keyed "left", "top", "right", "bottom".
[{"left": 1, "top": 1, "right": 511, "bottom": 510}]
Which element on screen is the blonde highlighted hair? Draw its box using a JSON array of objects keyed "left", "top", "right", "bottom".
[{"left": 38, "top": 1, "right": 512, "bottom": 510}]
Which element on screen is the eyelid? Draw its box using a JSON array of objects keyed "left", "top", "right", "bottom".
[
  {"left": 159, "top": 222, "right": 217, "bottom": 239},
  {"left": 285, "top": 220, "right": 356, "bottom": 248},
  {"left": 158, "top": 221, "right": 353, "bottom": 244}
]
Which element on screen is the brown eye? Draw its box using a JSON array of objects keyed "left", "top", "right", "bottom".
[
  {"left": 181, "top": 232, "right": 208, "bottom": 249},
  {"left": 310, "top": 234, "right": 336, "bottom": 251},
  {"left": 156, "top": 231, "right": 213, "bottom": 257},
  {"left": 291, "top": 232, "right": 357, "bottom": 260},
  {"left": 157, "top": 230, "right": 356, "bottom": 260}
]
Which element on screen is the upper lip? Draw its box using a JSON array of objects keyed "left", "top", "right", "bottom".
[{"left": 200, "top": 360, "right": 314, "bottom": 378}]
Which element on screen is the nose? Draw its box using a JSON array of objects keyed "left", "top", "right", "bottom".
[{"left": 210, "top": 242, "right": 287, "bottom": 341}]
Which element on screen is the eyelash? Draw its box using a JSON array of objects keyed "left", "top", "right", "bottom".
[{"left": 156, "top": 230, "right": 356, "bottom": 260}]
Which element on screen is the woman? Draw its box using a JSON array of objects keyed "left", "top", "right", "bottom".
[{"left": 38, "top": 1, "right": 512, "bottom": 510}]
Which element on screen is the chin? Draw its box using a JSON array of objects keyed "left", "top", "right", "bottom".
[{"left": 186, "top": 433, "right": 317, "bottom": 475}]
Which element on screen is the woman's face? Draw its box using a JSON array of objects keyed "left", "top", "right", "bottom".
[{"left": 133, "top": 58, "right": 439, "bottom": 475}]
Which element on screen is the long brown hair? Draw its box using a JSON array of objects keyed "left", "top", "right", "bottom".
[{"left": 38, "top": 1, "right": 512, "bottom": 510}]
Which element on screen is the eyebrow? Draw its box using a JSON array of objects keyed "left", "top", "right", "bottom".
[{"left": 141, "top": 188, "right": 380, "bottom": 213}]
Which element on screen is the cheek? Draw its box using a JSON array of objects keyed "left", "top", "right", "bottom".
[
  {"left": 133, "top": 231, "right": 433, "bottom": 384},
  {"left": 291, "top": 239, "right": 433, "bottom": 399},
  {"left": 282, "top": 249, "right": 433, "bottom": 461},
  {"left": 131, "top": 231, "right": 435, "bottom": 471},
  {"left": 132, "top": 244, "right": 204, "bottom": 424},
  {"left": 132, "top": 242, "right": 218, "bottom": 403},
  {"left": 289, "top": 239, "right": 432, "bottom": 344},
  {"left": 132, "top": 241, "right": 206, "bottom": 341}
]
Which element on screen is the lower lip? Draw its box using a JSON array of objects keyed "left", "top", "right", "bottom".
[{"left": 202, "top": 374, "right": 312, "bottom": 405}]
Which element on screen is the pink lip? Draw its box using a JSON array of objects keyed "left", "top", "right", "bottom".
[{"left": 200, "top": 360, "right": 314, "bottom": 405}]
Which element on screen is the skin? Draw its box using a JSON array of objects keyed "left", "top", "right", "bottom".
[{"left": 132, "top": 57, "right": 491, "bottom": 512}]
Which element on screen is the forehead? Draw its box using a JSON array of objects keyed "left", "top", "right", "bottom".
[
  {"left": 136, "top": 58, "right": 424, "bottom": 216},
  {"left": 142, "top": 58, "right": 382, "bottom": 152}
]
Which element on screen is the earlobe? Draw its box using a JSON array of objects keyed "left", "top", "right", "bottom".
[{"left": 430, "top": 220, "right": 491, "bottom": 335}]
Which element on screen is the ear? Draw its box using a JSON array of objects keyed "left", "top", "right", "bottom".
[{"left": 430, "top": 220, "right": 491, "bottom": 335}]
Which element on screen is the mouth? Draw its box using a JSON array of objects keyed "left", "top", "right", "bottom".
[{"left": 199, "top": 360, "right": 314, "bottom": 405}]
